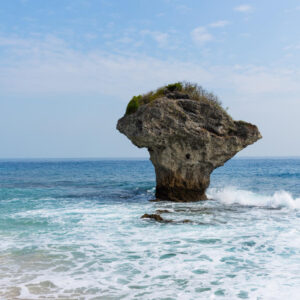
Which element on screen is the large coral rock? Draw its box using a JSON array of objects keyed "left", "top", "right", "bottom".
[{"left": 117, "top": 91, "right": 261, "bottom": 202}]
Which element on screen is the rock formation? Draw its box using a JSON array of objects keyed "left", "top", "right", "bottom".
[
  {"left": 141, "top": 213, "right": 164, "bottom": 222},
  {"left": 117, "top": 82, "right": 261, "bottom": 202}
]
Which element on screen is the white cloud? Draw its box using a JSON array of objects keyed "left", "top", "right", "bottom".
[
  {"left": 191, "top": 27, "right": 213, "bottom": 45},
  {"left": 284, "top": 44, "right": 300, "bottom": 51},
  {"left": 209, "top": 20, "right": 229, "bottom": 28},
  {"left": 227, "top": 66, "right": 300, "bottom": 94},
  {"left": 240, "top": 33, "right": 251, "bottom": 38},
  {"left": 284, "top": 6, "right": 300, "bottom": 13},
  {"left": 0, "top": 36, "right": 30, "bottom": 47},
  {"left": 85, "top": 33, "right": 97, "bottom": 40},
  {"left": 234, "top": 4, "right": 253, "bottom": 13},
  {"left": 1, "top": 34, "right": 299, "bottom": 101},
  {"left": 140, "top": 30, "right": 169, "bottom": 47},
  {"left": 176, "top": 4, "right": 190, "bottom": 13},
  {"left": 0, "top": 35, "right": 210, "bottom": 98},
  {"left": 2, "top": 34, "right": 300, "bottom": 156},
  {"left": 117, "top": 36, "right": 133, "bottom": 44},
  {"left": 191, "top": 21, "right": 229, "bottom": 46}
]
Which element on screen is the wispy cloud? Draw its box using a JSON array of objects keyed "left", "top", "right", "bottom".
[
  {"left": 1, "top": 34, "right": 299, "bottom": 100},
  {"left": 191, "top": 27, "right": 213, "bottom": 46},
  {"left": 209, "top": 20, "right": 230, "bottom": 28},
  {"left": 0, "top": 35, "right": 211, "bottom": 98},
  {"left": 140, "top": 30, "right": 169, "bottom": 47},
  {"left": 240, "top": 33, "right": 251, "bottom": 38},
  {"left": 283, "top": 44, "right": 300, "bottom": 51},
  {"left": 176, "top": 4, "right": 190, "bottom": 13},
  {"left": 234, "top": 4, "right": 253, "bottom": 13},
  {"left": 156, "top": 12, "right": 165, "bottom": 17},
  {"left": 284, "top": 6, "right": 300, "bottom": 13},
  {"left": 191, "top": 21, "right": 229, "bottom": 46},
  {"left": 117, "top": 36, "right": 133, "bottom": 44},
  {"left": 85, "top": 33, "right": 98, "bottom": 40}
]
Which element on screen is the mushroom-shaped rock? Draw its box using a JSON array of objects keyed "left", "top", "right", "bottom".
[{"left": 117, "top": 83, "right": 262, "bottom": 202}]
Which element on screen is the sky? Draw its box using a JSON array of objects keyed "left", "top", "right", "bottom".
[{"left": 1, "top": 0, "right": 300, "bottom": 158}]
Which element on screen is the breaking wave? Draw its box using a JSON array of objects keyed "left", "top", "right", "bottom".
[{"left": 208, "top": 187, "right": 300, "bottom": 209}]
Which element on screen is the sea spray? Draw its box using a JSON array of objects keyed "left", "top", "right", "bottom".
[{"left": 208, "top": 187, "right": 300, "bottom": 209}]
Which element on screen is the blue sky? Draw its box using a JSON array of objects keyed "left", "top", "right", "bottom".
[{"left": 1, "top": 0, "right": 300, "bottom": 158}]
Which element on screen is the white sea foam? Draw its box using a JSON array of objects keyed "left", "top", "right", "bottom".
[
  {"left": 1, "top": 192, "right": 300, "bottom": 299},
  {"left": 208, "top": 187, "right": 300, "bottom": 209}
]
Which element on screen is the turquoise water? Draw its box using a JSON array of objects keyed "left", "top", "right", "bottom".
[{"left": 0, "top": 158, "right": 300, "bottom": 299}]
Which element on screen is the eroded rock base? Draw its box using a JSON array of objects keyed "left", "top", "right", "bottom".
[{"left": 155, "top": 186, "right": 207, "bottom": 202}]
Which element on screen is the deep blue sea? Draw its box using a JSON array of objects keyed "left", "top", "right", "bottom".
[{"left": 0, "top": 158, "right": 300, "bottom": 299}]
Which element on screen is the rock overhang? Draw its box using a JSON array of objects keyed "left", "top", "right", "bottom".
[{"left": 117, "top": 83, "right": 261, "bottom": 202}]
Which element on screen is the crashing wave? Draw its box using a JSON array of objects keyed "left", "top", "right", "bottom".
[{"left": 208, "top": 187, "right": 300, "bottom": 209}]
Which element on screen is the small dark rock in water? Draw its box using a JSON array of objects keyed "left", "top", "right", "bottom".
[
  {"left": 141, "top": 213, "right": 164, "bottom": 222},
  {"left": 181, "top": 219, "right": 192, "bottom": 223},
  {"left": 117, "top": 82, "right": 262, "bottom": 202},
  {"left": 156, "top": 209, "right": 172, "bottom": 214},
  {"left": 141, "top": 214, "right": 199, "bottom": 225}
]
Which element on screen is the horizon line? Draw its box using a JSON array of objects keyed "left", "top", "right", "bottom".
[{"left": 1, "top": 156, "right": 300, "bottom": 160}]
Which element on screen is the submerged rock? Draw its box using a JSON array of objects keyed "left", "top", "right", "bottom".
[
  {"left": 156, "top": 209, "right": 172, "bottom": 214},
  {"left": 141, "top": 213, "right": 164, "bottom": 222},
  {"left": 141, "top": 213, "right": 195, "bottom": 224},
  {"left": 117, "top": 82, "right": 261, "bottom": 202}
]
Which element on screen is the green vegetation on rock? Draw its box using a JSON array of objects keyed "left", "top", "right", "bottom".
[
  {"left": 165, "top": 82, "right": 183, "bottom": 92},
  {"left": 125, "top": 81, "right": 223, "bottom": 115},
  {"left": 125, "top": 95, "right": 142, "bottom": 115}
]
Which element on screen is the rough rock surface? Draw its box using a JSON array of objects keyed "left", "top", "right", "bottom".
[
  {"left": 117, "top": 92, "right": 261, "bottom": 202},
  {"left": 141, "top": 213, "right": 164, "bottom": 222}
]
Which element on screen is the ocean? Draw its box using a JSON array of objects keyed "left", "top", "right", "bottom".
[{"left": 0, "top": 158, "right": 300, "bottom": 299}]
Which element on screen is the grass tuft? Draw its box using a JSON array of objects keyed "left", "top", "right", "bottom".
[
  {"left": 125, "top": 82, "right": 223, "bottom": 115},
  {"left": 125, "top": 95, "right": 142, "bottom": 115}
]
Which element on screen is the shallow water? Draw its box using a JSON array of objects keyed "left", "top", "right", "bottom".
[{"left": 0, "top": 158, "right": 300, "bottom": 299}]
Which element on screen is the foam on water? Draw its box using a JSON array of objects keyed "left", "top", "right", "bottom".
[
  {"left": 1, "top": 159, "right": 300, "bottom": 299},
  {"left": 209, "top": 187, "right": 300, "bottom": 209},
  {"left": 1, "top": 197, "right": 300, "bottom": 299}
]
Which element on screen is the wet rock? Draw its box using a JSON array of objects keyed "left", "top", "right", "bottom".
[
  {"left": 141, "top": 213, "right": 164, "bottom": 222},
  {"left": 181, "top": 219, "right": 192, "bottom": 223},
  {"left": 156, "top": 209, "right": 172, "bottom": 214}
]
